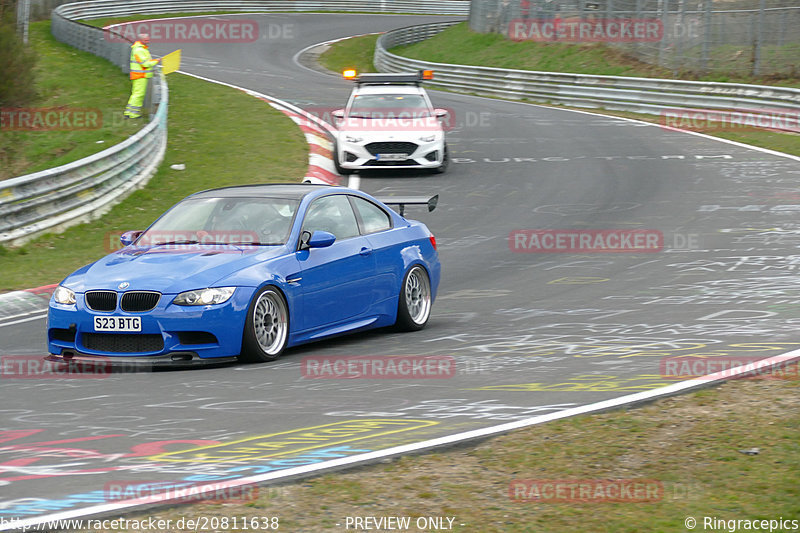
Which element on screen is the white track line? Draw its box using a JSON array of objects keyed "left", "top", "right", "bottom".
[
  {"left": 0, "top": 312, "right": 48, "bottom": 328},
  {"left": 291, "top": 32, "right": 384, "bottom": 77},
  {"left": 446, "top": 90, "right": 800, "bottom": 162}
]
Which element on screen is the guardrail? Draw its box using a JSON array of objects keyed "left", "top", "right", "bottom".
[
  {"left": 1, "top": 1, "right": 469, "bottom": 246},
  {"left": 375, "top": 21, "right": 800, "bottom": 132},
  {"left": 54, "top": 0, "right": 470, "bottom": 19},
  {"left": 0, "top": 77, "right": 168, "bottom": 245}
]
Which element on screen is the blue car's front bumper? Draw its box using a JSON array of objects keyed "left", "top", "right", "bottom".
[{"left": 47, "top": 287, "right": 255, "bottom": 364}]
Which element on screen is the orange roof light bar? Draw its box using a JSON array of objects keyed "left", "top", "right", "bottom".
[
  {"left": 421, "top": 69, "right": 434, "bottom": 80},
  {"left": 343, "top": 69, "right": 357, "bottom": 80}
]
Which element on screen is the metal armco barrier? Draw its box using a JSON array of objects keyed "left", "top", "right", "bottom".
[
  {"left": 53, "top": 0, "right": 470, "bottom": 19},
  {"left": 0, "top": 76, "right": 168, "bottom": 245},
  {"left": 1, "top": 1, "right": 469, "bottom": 246},
  {"left": 375, "top": 21, "right": 800, "bottom": 132}
]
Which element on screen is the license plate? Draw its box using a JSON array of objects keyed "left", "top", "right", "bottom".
[
  {"left": 94, "top": 316, "right": 141, "bottom": 332},
  {"left": 377, "top": 153, "right": 408, "bottom": 161}
]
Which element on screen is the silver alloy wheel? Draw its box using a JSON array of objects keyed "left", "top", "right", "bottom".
[
  {"left": 404, "top": 266, "right": 431, "bottom": 325},
  {"left": 253, "top": 290, "right": 288, "bottom": 355}
]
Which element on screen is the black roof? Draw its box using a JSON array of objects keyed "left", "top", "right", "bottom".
[{"left": 190, "top": 183, "right": 332, "bottom": 199}]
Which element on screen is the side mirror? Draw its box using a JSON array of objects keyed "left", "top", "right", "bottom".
[
  {"left": 299, "top": 230, "right": 336, "bottom": 251},
  {"left": 120, "top": 230, "right": 143, "bottom": 246},
  {"left": 434, "top": 108, "right": 449, "bottom": 118},
  {"left": 332, "top": 109, "right": 345, "bottom": 120}
]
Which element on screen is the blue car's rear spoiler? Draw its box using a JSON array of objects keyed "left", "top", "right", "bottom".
[{"left": 377, "top": 195, "right": 438, "bottom": 216}]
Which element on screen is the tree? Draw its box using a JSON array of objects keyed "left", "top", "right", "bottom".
[{"left": 0, "top": 0, "right": 36, "bottom": 107}]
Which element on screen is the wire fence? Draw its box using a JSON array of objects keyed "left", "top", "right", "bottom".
[{"left": 469, "top": 0, "right": 800, "bottom": 77}]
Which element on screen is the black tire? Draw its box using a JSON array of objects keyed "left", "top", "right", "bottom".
[
  {"left": 433, "top": 144, "right": 449, "bottom": 174},
  {"left": 333, "top": 142, "right": 352, "bottom": 175},
  {"left": 239, "top": 286, "right": 289, "bottom": 362},
  {"left": 395, "top": 265, "right": 432, "bottom": 331}
]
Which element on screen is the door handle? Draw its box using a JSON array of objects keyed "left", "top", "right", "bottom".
[{"left": 359, "top": 247, "right": 372, "bottom": 256}]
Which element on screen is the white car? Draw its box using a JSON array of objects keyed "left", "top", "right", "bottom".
[{"left": 332, "top": 71, "right": 449, "bottom": 174}]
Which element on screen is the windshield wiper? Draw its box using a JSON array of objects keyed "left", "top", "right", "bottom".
[
  {"left": 148, "top": 240, "right": 280, "bottom": 247},
  {"left": 150, "top": 240, "right": 199, "bottom": 246},
  {"left": 200, "top": 241, "right": 269, "bottom": 246}
]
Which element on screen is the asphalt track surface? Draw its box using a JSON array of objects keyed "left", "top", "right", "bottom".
[{"left": 2, "top": 12, "right": 800, "bottom": 524}]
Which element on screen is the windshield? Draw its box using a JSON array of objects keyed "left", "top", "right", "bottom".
[
  {"left": 347, "top": 94, "right": 431, "bottom": 119},
  {"left": 138, "top": 197, "right": 299, "bottom": 246}
]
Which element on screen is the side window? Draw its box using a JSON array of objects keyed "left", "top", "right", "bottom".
[
  {"left": 352, "top": 197, "right": 392, "bottom": 234},
  {"left": 301, "top": 195, "right": 360, "bottom": 241}
]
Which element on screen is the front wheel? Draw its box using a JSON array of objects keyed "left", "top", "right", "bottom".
[
  {"left": 333, "top": 142, "right": 353, "bottom": 175},
  {"left": 433, "top": 144, "right": 449, "bottom": 174},
  {"left": 395, "top": 266, "right": 432, "bottom": 331},
  {"left": 239, "top": 287, "right": 289, "bottom": 362}
]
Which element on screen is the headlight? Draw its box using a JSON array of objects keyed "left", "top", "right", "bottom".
[
  {"left": 173, "top": 287, "right": 236, "bottom": 306},
  {"left": 344, "top": 134, "right": 363, "bottom": 143},
  {"left": 419, "top": 134, "right": 436, "bottom": 142},
  {"left": 53, "top": 286, "right": 76, "bottom": 305}
]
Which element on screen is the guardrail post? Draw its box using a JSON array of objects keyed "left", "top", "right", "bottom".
[
  {"left": 751, "top": 0, "right": 766, "bottom": 77},
  {"left": 16, "top": 0, "right": 31, "bottom": 44},
  {"left": 701, "top": 0, "right": 712, "bottom": 74},
  {"left": 658, "top": 0, "right": 669, "bottom": 69}
]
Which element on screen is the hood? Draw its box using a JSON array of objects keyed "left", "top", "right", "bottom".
[{"left": 63, "top": 244, "right": 287, "bottom": 294}]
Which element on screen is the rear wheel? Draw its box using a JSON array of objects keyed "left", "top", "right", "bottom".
[
  {"left": 395, "top": 265, "right": 432, "bottom": 331},
  {"left": 239, "top": 287, "right": 288, "bottom": 362}
]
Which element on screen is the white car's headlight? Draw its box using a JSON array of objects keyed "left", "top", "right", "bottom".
[
  {"left": 419, "top": 134, "right": 437, "bottom": 142},
  {"left": 344, "top": 134, "right": 363, "bottom": 143},
  {"left": 173, "top": 287, "right": 235, "bottom": 306},
  {"left": 53, "top": 286, "right": 76, "bottom": 305}
]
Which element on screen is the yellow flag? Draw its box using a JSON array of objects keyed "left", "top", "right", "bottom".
[{"left": 160, "top": 49, "right": 181, "bottom": 75}]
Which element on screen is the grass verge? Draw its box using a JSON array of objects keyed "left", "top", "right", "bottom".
[
  {"left": 319, "top": 31, "right": 800, "bottom": 157},
  {"left": 319, "top": 33, "right": 381, "bottom": 75},
  {"left": 115, "top": 368, "right": 799, "bottom": 532},
  {"left": 1, "top": 21, "right": 134, "bottom": 180},
  {"left": 0, "top": 65, "right": 307, "bottom": 291}
]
